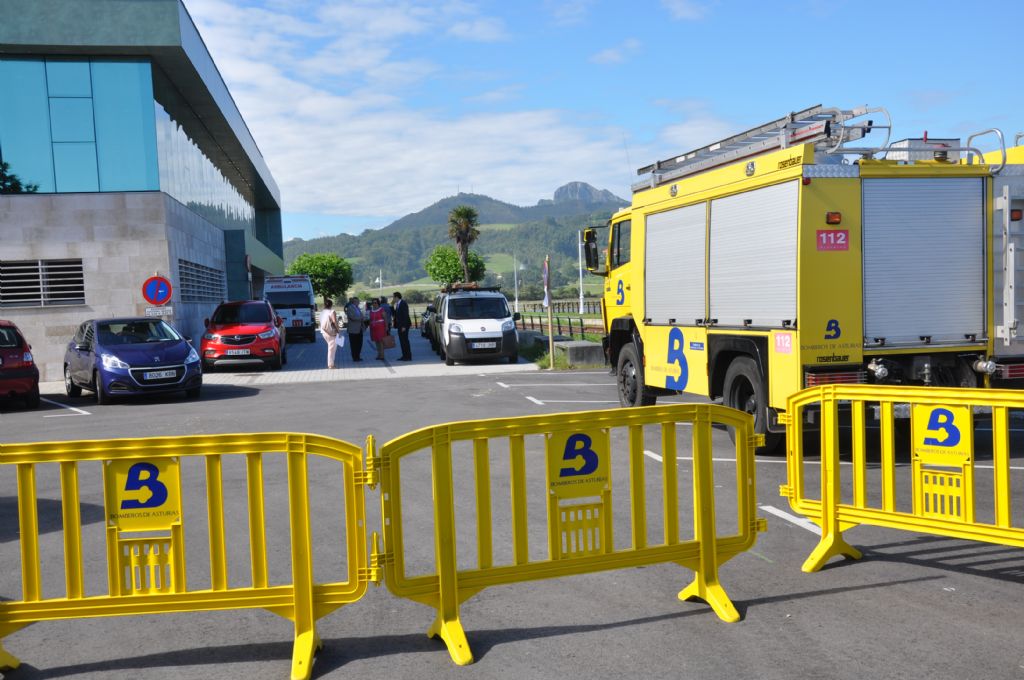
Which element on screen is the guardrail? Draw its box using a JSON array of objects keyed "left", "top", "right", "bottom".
[
  {"left": 378, "top": 404, "right": 765, "bottom": 665},
  {"left": 781, "top": 385, "right": 1024, "bottom": 573},
  {"left": 516, "top": 313, "right": 603, "bottom": 340}
]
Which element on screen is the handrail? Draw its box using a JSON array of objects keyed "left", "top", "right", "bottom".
[{"left": 966, "top": 128, "right": 1006, "bottom": 173}]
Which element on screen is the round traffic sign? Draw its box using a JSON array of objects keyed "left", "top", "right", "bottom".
[{"left": 142, "top": 276, "right": 173, "bottom": 305}]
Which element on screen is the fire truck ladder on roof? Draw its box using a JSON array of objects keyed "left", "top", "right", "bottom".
[{"left": 633, "top": 104, "right": 888, "bottom": 190}]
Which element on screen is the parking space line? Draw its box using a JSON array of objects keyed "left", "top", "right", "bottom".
[
  {"left": 540, "top": 400, "right": 619, "bottom": 404},
  {"left": 759, "top": 504, "right": 822, "bottom": 535},
  {"left": 40, "top": 398, "right": 91, "bottom": 417},
  {"left": 526, "top": 396, "right": 545, "bottom": 405},
  {"left": 501, "top": 383, "right": 616, "bottom": 388}
]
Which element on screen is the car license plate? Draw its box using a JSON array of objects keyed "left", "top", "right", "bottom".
[
  {"left": 143, "top": 369, "right": 176, "bottom": 380},
  {"left": 472, "top": 342, "right": 497, "bottom": 349},
  {"left": 226, "top": 349, "right": 250, "bottom": 356}
]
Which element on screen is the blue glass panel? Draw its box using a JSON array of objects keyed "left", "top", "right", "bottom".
[
  {"left": 53, "top": 143, "right": 99, "bottom": 192},
  {"left": 45, "top": 61, "right": 91, "bottom": 97},
  {"left": 92, "top": 60, "right": 158, "bottom": 191},
  {"left": 0, "top": 59, "right": 55, "bottom": 192},
  {"left": 155, "top": 102, "right": 254, "bottom": 232},
  {"left": 49, "top": 98, "right": 95, "bottom": 142}
]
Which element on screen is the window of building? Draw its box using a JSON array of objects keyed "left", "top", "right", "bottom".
[
  {"left": 178, "top": 259, "right": 225, "bottom": 303},
  {"left": 0, "top": 259, "right": 85, "bottom": 307}
]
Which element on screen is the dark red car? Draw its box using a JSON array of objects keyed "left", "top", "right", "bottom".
[
  {"left": 0, "top": 320, "right": 40, "bottom": 409},
  {"left": 200, "top": 300, "right": 287, "bottom": 371}
]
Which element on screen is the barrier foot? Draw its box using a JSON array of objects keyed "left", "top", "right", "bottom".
[
  {"left": 428, "top": 614, "right": 474, "bottom": 666},
  {"left": 0, "top": 642, "right": 20, "bottom": 671},
  {"left": 678, "top": 577, "right": 740, "bottom": 623},
  {"left": 802, "top": 534, "right": 862, "bottom": 573},
  {"left": 290, "top": 628, "right": 322, "bottom": 680}
]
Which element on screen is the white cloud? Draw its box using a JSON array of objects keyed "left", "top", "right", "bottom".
[
  {"left": 654, "top": 100, "right": 735, "bottom": 151},
  {"left": 544, "top": 0, "right": 593, "bottom": 25},
  {"left": 661, "top": 0, "right": 708, "bottom": 20},
  {"left": 590, "top": 38, "right": 641, "bottom": 65},
  {"left": 448, "top": 17, "right": 509, "bottom": 42},
  {"left": 182, "top": 0, "right": 642, "bottom": 222}
]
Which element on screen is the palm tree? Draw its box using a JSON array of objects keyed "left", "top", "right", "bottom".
[{"left": 447, "top": 205, "right": 480, "bottom": 283}]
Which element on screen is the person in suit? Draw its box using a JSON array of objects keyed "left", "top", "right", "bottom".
[
  {"left": 391, "top": 291, "right": 412, "bottom": 361},
  {"left": 343, "top": 296, "right": 364, "bottom": 361}
]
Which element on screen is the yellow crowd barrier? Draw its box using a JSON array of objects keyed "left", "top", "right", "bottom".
[
  {"left": 377, "top": 403, "right": 765, "bottom": 665},
  {"left": 0, "top": 433, "right": 372, "bottom": 680},
  {"left": 781, "top": 385, "right": 1024, "bottom": 573},
  {"left": 0, "top": 404, "right": 765, "bottom": 677}
]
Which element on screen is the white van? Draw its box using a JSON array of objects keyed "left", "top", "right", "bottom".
[
  {"left": 435, "top": 287, "right": 520, "bottom": 365},
  {"left": 263, "top": 275, "right": 317, "bottom": 342}
]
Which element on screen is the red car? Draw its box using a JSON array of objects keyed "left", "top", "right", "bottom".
[
  {"left": 0, "top": 320, "right": 40, "bottom": 409},
  {"left": 201, "top": 300, "right": 288, "bottom": 371}
]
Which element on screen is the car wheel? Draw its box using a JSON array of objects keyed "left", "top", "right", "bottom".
[
  {"left": 185, "top": 386, "right": 201, "bottom": 399},
  {"left": 723, "top": 356, "right": 783, "bottom": 455},
  {"left": 64, "top": 365, "right": 81, "bottom": 397},
  {"left": 203, "top": 360, "right": 215, "bottom": 373},
  {"left": 270, "top": 353, "right": 282, "bottom": 370},
  {"left": 508, "top": 353, "right": 518, "bottom": 364},
  {"left": 24, "top": 386, "right": 40, "bottom": 409},
  {"left": 617, "top": 343, "right": 656, "bottom": 407},
  {"left": 282, "top": 346, "right": 288, "bottom": 365},
  {"left": 94, "top": 371, "right": 111, "bottom": 405}
]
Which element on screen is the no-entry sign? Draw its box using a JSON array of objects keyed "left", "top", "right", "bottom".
[{"left": 142, "top": 276, "right": 173, "bottom": 305}]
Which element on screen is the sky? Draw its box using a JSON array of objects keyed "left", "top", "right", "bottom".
[{"left": 181, "top": 0, "right": 1024, "bottom": 241}]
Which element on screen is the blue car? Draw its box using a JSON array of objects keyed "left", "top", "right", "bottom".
[{"left": 64, "top": 318, "right": 202, "bottom": 404}]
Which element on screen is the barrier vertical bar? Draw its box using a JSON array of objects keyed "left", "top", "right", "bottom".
[
  {"left": 678, "top": 411, "right": 738, "bottom": 621},
  {"left": 801, "top": 390, "right": 862, "bottom": 572},
  {"left": 852, "top": 401, "right": 867, "bottom": 508},
  {"left": 661, "top": 423, "right": 678, "bottom": 545},
  {"left": 246, "top": 452, "right": 269, "bottom": 589},
  {"left": 880, "top": 402, "right": 896, "bottom": 512},
  {"left": 60, "top": 461, "right": 84, "bottom": 599},
  {"left": 17, "top": 464, "right": 41, "bottom": 603},
  {"left": 510, "top": 434, "right": 529, "bottom": 565},
  {"left": 992, "top": 406, "right": 1012, "bottom": 527},
  {"left": 629, "top": 425, "right": 647, "bottom": 549},
  {"left": 206, "top": 455, "right": 228, "bottom": 591},
  {"left": 473, "top": 438, "right": 493, "bottom": 569},
  {"left": 287, "top": 438, "right": 321, "bottom": 680},
  {"left": 428, "top": 427, "right": 472, "bottom": 665}
]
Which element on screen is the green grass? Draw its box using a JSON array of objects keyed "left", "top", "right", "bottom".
[{"left": 484, "top": 253, "right": 515, "bottom": 272}]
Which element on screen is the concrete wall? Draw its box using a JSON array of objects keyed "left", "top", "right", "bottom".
[{"left": 0, "top": 191, "right": 228, "bottom": 382}]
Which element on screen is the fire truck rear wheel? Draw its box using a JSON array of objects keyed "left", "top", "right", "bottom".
[
  {"left": 724, "top": 356, "right": 782, "bottom": 455},
  {"left": 617, "top": 343, "right": 656, "bottom": 407}
]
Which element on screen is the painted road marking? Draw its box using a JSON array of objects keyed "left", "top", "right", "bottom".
[
  {"left": 526, "top": 396, "right": 545, "bottom": 405},
  {"left": 41, "top": 398, "right": 91, "bottom": 417},
  {"left": 759, "top": 504, "right": 822, "bottom": 536}
]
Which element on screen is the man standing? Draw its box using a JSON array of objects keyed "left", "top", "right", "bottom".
[
  {"left": 392, "top": 291, "right": 412, "bottom": 361},
  {"left": 344, "top": 296, "right": 365, "bottom": 361}
]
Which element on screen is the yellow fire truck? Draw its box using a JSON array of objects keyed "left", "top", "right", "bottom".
[{"left": 583, "top": 105, "right": 1024, "bottom": 452}]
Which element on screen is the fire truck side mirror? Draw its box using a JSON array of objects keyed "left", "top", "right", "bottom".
[{"left": 583, "top": 228, "right": 604, "bottom": 274}]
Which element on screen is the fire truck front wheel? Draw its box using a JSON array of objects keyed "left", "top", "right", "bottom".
[
  {"left": 724, "top": 356, "right": 783, "bottom": 455},
  {"left": 617, "top": 343, "right": 656, "bottom": 407}
]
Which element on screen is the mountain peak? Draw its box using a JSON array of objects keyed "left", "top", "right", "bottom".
[{"left": 550, "top": 181, "right": 624, "bottom": 205}]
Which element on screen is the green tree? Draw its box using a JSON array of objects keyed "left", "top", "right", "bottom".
[
  {"left": 287, "top": 252, "right": 353, "bottom": 302},
  {"left": 424, "top": 245, "right": 485, "bottom": 286},
  {"left": 0, "top": 161, "right": 39, "bottom": 194},
  {"left": 447, "top": 205, "right": 480, "bottom": 283}
]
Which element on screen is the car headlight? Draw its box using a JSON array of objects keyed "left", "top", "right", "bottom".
[
  {"left": 203, "top": 332, "right": 219, "bottom": 341},
  {"left": 258, "top": 329, "right": 276, "bottom": 340},
  {"left": 101, "top": 353, "right": 130, "bottom": 369},
  {"left": 501, "top": 320, "right": 515, "bottom": 332},
  {"left": 185, "top": 347, "right": 200, "bottom": 364},
  {"left": 450, "top": 323, "right": 463, "bottom": 334}
]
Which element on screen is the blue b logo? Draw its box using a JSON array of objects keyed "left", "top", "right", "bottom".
[
  {"left": 120, "top": 462, "right": 168, "bottom": 509},
  {"left": 824, "top": 319, "right": 841, "bottom": 340},
  {"left": 666, "top": 327, "right": 688, "bottom": 390},
  {"left": 560, "top": 434, "right": 599, "bottom": 477},
  {"left": 923, "top": 408, "right": 961, "bottom": 447},
  {"left": 616, "top": 280, "right": 625, "bottom": 305}
]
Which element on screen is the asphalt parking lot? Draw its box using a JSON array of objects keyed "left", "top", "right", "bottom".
[{"left": 1, "top": 331, "right": 1023, "bottom": 680}]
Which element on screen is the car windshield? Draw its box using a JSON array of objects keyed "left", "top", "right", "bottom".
[
  {"left": 212, "top": 304, "right": 272, "bottom": 324},
  {"left": 449, "top": 297, "right": 510, "bottom": 320},
  {"left": 265, "top": 292, "right": 311, "bottom": 307},
  {"left": 0, "top": 327, "right": 21, "bottom": 348},
  {"left": 97, "top": 320, "right": 181, "bottom": 345}
]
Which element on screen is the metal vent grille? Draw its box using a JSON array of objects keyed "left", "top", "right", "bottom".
[
  {"left": 0, "top": 259, "right": 85, "bottom": 307},
  {"left": 178, "top": 259, "right": 225, "bottom": 303}
]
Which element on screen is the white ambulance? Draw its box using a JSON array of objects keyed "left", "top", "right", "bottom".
[{"left": 263, "top": 275, "right": 317, "bottom": 342}]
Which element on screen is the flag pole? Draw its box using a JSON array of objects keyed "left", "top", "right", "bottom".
[{"left": 544, "top": 254, "right": 554, "bottom": 370}]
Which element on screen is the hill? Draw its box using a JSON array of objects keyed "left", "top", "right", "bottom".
[{"left": 284, "top": 182, "right": 626, "bottom": 291}]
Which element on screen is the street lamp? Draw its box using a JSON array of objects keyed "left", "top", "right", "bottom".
[{"left": 513, "top": 254, "right": 524, "bottom": 312}]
